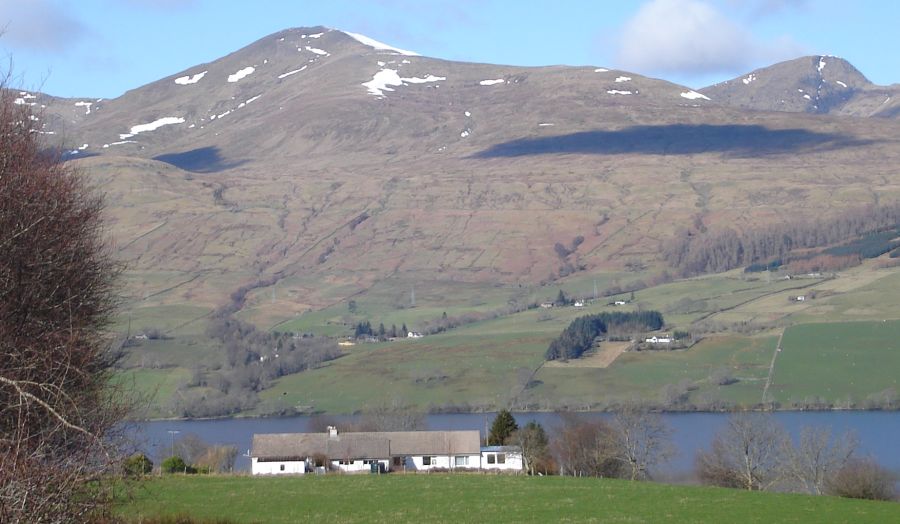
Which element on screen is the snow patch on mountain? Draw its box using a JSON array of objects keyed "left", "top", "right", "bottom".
[
  {"left": 479, "top": 79, "right": 505, "bottom": 86},
  {"left": 680, "top": 90, "right": 710, "bottom": 101},
  {"left": 119, "top": 117, "right": 185, "bottom": 139},
  {"left": 175, "top": 71, "right": 207, "bottom": 85},
  {"left": 14, "top": 92, "right": 37, "bottom": 106},
  {"left": 228, "top": 67, "right": 255, "bottom": 83},
  {"left": 607, "top": 90, "right": 633, "bottom": 95},
  {"left": 818, "top": 57, "right": 826, "bottom": 72},
  {"left": 362, "top": 69, "right": 444, "bottom": 97},
  {"left": 74, "top": 101, "right": 93, "bottom": 114},
  {"left": 343, "top": 31, "right": 420, "bottom": 56},
  {"left": 278, "top": 66, "right": 307, "bottom": 79},
  {"left": 305, "top": 46, "right": 329, "bottom": 56},
  {"left": 594, "top": 68, "right": 609, "bottom": 73},
  {"left": 403, "top": 74, "right": 445, "bottom": 84},
  {"left": 836, "top": 80, "right": 848, "bottom": 88},
  {"left": 742, "top": 74, "right": 756, "bottom": 85},
  {"left": 615, "top": 76, "right": 632, "bottom": 83}
]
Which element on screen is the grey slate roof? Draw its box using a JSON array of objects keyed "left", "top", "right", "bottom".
[{"left": 252, "top": 430, "right": 481, "bottom": 460}]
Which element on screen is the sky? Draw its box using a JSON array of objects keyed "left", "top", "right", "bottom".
[{"left": 1, "top": 0, "right": 898, "bottom": 99}]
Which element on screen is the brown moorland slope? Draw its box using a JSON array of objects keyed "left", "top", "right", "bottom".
[{"left": 26, "top": 28, "right": 900, "bottom": 320}]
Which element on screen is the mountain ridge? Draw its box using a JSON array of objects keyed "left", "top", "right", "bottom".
[{"left": 15, "top": 26, "right": 900, "bottom": 319}]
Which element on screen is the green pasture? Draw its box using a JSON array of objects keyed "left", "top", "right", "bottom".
[
  {"left": 117, "top": 475, "right": 900, "bottom": 523},
  {"left": 769, "top": 320, "right": 900, "bottom": 404},
  {"left": 117, "top": 263, "right": 900, "bottom": 416},
  {"left": 527, "top": 335, "right": 775, "bottom": 408}
]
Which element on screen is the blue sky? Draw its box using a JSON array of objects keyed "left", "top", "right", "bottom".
[{"left": 1, "top": 0, "right": 897, "bottom": 99}]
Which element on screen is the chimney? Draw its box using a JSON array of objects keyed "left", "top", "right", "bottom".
[{"left": 327, "top": 426, "right": 338, "bottom": 438}]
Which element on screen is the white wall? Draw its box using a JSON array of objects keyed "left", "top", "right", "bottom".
[
  {"left": 481, "top": 451, "right": 523, "bottom": 471},
  {"left": 330, "top": 459, "right": 390, "bottom": 473},
  {"left": 399, "top": 454, "right": 482, "bottom": 471},
  {"left": 251, "top": 458, "right": 306, "bottom": 475}
]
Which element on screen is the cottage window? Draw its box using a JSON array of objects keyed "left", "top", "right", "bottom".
[
  {"left": 393, "top": 457, "right": 403, "bottom": 467},
  {"left": 497, "top": 453, "right": 506, "bottom": 464},
  {"left": 423, "top": 456, "right": 434, "bottom": 466},
  {"left": 280, "top": 464, "right": 285, "bottom": 471},
  {"left": 454, "top": 456, "right": 468, "bottom": 467},
  {"left": 339, "top": 459, "right": 355, "bottom": 465},
  {"left": 487, "top": 454, "right": 496, "bottom": 464}
]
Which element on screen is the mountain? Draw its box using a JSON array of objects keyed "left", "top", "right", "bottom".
[
  {"left": 700, "top": 55, "right": 900, "bottom": 118},
  {"left": 24, "top": 28, "right": 900, "bottom": 322}
]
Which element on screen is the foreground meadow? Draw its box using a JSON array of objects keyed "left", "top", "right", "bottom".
[{"left": 119, "top": 474, "right": 899, "bottom": 523}]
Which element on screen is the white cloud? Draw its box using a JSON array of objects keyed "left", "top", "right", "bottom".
[
  {"left": 615, "top": 0, "right": 804, "bottom": 76},
  {"left": 0, "top": 0, "right": 87, "bottom": 53}
]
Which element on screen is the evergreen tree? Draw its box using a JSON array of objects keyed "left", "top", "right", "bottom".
[
  {"left": 401, "top": 323, "right": 408, "bottom": 336},
  {"left": 556, "top": 289, "right": 568, "bottom": 306},
  {"left": 390, "top": 324, "right": 397, "bottom": 338},
  {"left": 378, "top": 322, "right": 386, "bottom": 337},
  {"left": 488, "top": 409, "right": 519, "bottom": 445}
]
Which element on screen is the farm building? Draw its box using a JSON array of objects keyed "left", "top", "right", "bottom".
[
  {"left": 251, "top": 427, "right": 523, "bottom": 475},
  {"left": 644, "top": 336, "right": 672, "bottom": 344}
]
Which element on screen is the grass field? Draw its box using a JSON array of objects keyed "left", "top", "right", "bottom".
[
  {"left": 770, "top": 320, "right": 900, "bottom": 405},
  {"left": 118, "top": 475, "right": 900, "bottom": 523}
]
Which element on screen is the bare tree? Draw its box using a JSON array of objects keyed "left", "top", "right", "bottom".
[
  {"left": 0, "top": 83, "right": 126, "bottom": 522},
  {"left": 786, "top": 426, "right": 858, "bottom": 495},
  {"left": 696, "top": 413, "right": 788, "bottom": 491},
  {"left": 551, "top": 414, "right": 624, "bottom": 478},
  {"left": 512, "top": 421, "right": 551, "bottom": 475},
  {"left": 610, "top": 407, "right": 675, "bottom": 481}
]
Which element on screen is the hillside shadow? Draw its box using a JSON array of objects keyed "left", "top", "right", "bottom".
[
  {"left": 154, "top": 146, "right": 246, "bottom": 173},
  {"left": 472, "top": 124, "right": 876, "bottom": 158}
]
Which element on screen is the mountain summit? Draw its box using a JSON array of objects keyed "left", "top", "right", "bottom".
[{"left": 701, "top": 55, "right": 900, "bottom": 118}]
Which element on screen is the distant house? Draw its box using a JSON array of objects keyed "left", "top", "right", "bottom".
[
  {"left": 338, "top": 340, "right": 356, "bottom": 347},
  {"left": 613, "top": 300, "right": 627, "bottom": 306},
  {"left": 573, "top": 300, "right": 585, "bottom": 308},
  {"left": 644, "top": 336, "right": 672, "bottom": 344},
  {"left": 539, "top": 302, "right": 554, "bottom": 309},
  {"left": 407, "top": 331, "right": 424, "bottom": 338},
  {"left": 794, "top": 295, "right": 806, "bottom": 302},
  {"left": 250, "top": 427, "right": 515, "bottom": 475}
]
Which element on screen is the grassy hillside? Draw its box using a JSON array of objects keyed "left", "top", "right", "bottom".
[{"left": 118, "top": 475, "right": 899, "bottom": 523}]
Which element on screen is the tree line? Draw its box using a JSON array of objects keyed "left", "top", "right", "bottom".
[
  {"left": 487, "top": 410, "right": 895, "bottom": 501},
  {"left": 545, "top": 311, "right": 665, "bottom": 361},
  {"left": 662, "top": 203, "right": 900, "bottom": 276}
]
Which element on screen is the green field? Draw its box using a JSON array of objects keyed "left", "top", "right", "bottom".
[
  {"left": 770, "top": 320, "right": 900, "bottom": 405},
  {"left": 118, "top": 475, "right": 899, "bottom": 523},
  {"left": 117, "top": 262, "right": 900, "bottom": 416}
]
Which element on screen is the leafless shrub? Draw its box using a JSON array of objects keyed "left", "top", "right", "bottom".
[
  {"left": 0, "top": 82, "right": 128, "bottom": 522},
  {"left": 825, "top": 458, "right": 897, "bottom": 501}
]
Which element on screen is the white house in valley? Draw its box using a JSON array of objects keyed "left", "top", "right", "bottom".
[{"left": 251, "top": 427, "right": 523, "bottom": 475}]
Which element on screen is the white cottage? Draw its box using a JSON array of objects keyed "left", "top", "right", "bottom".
[{"left": 251, "top": 427, "right": 483, "bottom": 475}]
